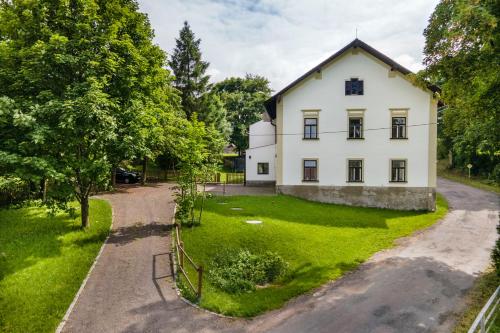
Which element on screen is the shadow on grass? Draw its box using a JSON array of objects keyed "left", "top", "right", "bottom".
[
  {"left": 0, "top": 203, "right": 107, "bottom": 281},
  {"left": 0, "top": 208, "right": 75, "bottom": 280}
]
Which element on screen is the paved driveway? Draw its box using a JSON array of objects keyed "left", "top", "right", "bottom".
[{"left": 60, "top": 179, "right": 498, "bottom": 333}]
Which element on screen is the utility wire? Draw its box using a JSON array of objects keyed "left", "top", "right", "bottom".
[{"left": 248, "top": 122, "right": 437, "bottom": 136}]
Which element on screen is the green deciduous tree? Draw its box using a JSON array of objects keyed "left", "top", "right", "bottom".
[
  {"left": 0, "top": 0, "right": 179, "bottom": 227},
  {"left": 212, "top": 74, "right": 272, "bottom": 154},
  {"left": 173, "top": 116, "right": 223, "bottom": 226},
  {"left": 423, "top": 0, "right": 499, "bottom": 179}
]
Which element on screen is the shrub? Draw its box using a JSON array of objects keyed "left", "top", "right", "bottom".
[
  {"left": 0, "top": 176, "right": 31, "bottom": 207},
  {"left": 492, "top": 224, "right": 500, "bottom": 276},
  {"left": 208, "top": 249, "right": 288, "bottom": 294},
  {"left": 491, "top": 164, "right": 500, "bottom": 184}
]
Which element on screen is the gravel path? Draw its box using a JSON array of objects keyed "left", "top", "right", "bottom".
[{"left": 60, "top": 179, "right": 498, "bottom": 333}]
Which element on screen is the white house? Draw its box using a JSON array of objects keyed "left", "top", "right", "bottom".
[{"left": 245, "top": 39, "right": 438, "bottom": 211}]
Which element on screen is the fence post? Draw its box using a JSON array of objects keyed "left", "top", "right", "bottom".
[
  {"left": 197, "top": 266, "right": 203, "bottom": 298},
  {"left": 480, "top": 315, "right": 485, "bottom": 333},
  {"left": 179, "top": 241, "right": 184, "bottom": 268}
]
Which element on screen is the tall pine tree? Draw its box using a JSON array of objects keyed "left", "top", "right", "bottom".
[{"left": 169, "top": 21, "right": 210, "bottom": 119}]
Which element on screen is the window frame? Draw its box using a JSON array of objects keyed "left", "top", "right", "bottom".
[
  {"left": 302, "top": 159, "right": 319, "bottom": 182},
  {"left": 391, "top": 116, "right": 407, "bottom": 139},
  {"left": 348, "top": 117, "right": 364, "bottom": 139},
  {"left": 347, "top": 159, "right": 364, "bottom": 183},
  {"left": 389, "top": 109, "right": 409, "bottom": 140},
  {"left": 257, "top": 162, "right": 269, "bottom": 175},
  {"left": 346, "top": 109, "right": 365, "bottom": 140},
  {"left": 303, "top": 117, "right": 319, "bottom": 140},
  {"left": 345, "top": 78, "right": 364, "bottom": 96},
  {"left": 390, "top": 159, "right": 407, "bottom": 183}
]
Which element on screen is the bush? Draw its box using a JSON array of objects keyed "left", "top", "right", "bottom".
[
  {"left": 0, "top": 176, "right": 31, "bottom": 207},
  {"left": 491, "top": 164, "right": 500, "bottom": 184},
  {"left": 208, "top": 249, "right": 288, "bottom": 294},
  {"left": 492, "top": 224, "right": 500, "bottom": 276}
]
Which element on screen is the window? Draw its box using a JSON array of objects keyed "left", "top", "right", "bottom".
[
  {"left": 345, "top": 78, "right": 364, "bottom": 95},
  {"left": 348, "top": 117, "right": 363, "bottom": 139},
  {"left": 303, "top": 160, "right": 318, "bottom": 181},
  {"left": 391, "top": 160, "right": 406, "bottom": 182},
  {"left": 304, "top": 118, "right": 318, "bottom": 139},
  {"left": 392, "top": 117, "right": 407, "bottom": 139},
  {"left": 348, "top": 160, "right": 363, "bottom": 182},
  {"left": 257, "top": 163, "right": 269, "bottom": 175}
]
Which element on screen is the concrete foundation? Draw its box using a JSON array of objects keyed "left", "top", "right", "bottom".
[
  {"left": 246, "top": 180, "right": 276, "bottom": 187},
  {"left": 276, "top": 185, "right": 436, "bottom": 211}
]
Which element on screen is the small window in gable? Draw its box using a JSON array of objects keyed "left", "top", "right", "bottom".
[{"left": 345, "top": 78, "right": 364, "bottom": 95}]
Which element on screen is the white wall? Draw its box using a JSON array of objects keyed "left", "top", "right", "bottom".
[
  {"left": 245, "top": 144, "right": 276, "bottom": 182},
  {"left": 246, "top": 120, "right": 276, "bottom": 182},
  {"left": 249, "top": 120, "right": 275, "bottom": 149},
  {"left": 280, "top": 49, "right": 433, "bottom": 187}
]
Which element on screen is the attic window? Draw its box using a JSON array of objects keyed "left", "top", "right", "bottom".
[{"left": 345, "top": 78, "right": 364, "bottom": 95}]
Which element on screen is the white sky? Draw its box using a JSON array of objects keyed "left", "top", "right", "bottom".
[{"left": 137, "top": 0, "right": 439, "bottom": 91}]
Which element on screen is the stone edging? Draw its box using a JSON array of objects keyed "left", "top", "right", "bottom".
[{"left": 55, "top": 199, "right": 115, "bottom": 333}]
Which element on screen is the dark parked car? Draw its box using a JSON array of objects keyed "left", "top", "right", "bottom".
[{"left": 115, "top": 167, "right": 141, "bottom": 184}]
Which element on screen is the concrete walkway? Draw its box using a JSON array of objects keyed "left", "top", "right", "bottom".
[{"left": 60, "top": 179, "right": 498, "bottom": 333}]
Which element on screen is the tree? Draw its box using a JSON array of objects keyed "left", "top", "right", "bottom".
[
  {"left": 199, "top": 91, "right": 231, "bottom": 142},
  {"left": 212, "top": 75, "right": 272, "bottom": 154},
  {"left": 172, "top": 116, "right": 223, "bottom": 226},
  {"left": 169, "top": 21, "right": 229, "bottom": 154},
  {"left": 0, "top": 0, "right": 179, "bottom": 227},
  {"left": 169, "top": 21, "right": 210, "bottom": 119},
  {"left": 423, "top": 0, "right": 499, "bottom": 179}
]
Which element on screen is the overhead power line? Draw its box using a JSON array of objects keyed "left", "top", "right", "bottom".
[{"left": 248, "top": 122, "right": 437, "bottom": 137}]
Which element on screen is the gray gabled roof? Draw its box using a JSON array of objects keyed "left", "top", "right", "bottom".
[{"left": 264, "top": 39, "right": 439, "bottom": 119}]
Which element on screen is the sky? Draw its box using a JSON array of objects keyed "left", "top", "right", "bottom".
[{"left": 137, "top": 0, "right": 440, "bottom": 91}]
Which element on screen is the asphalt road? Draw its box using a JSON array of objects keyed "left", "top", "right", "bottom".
[{"left": 60, "top": 179, "right": 499, "bottom": 333}]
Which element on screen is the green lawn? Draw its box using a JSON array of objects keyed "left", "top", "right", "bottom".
[
  {"left": 179, "top": 194, "right": 448, "bottom": 317},
  {"left": 453, "top": 268, "right": 500, "bottom": 333},
  {"left": 0, "top": 200, "right": 112, "bottom": 333},
  {"left": 438, "top": 160, "right": 500, "bottom": 194}
]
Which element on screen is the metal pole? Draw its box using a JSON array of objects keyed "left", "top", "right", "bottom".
[{"left": 480, "top": 315, "right": 485, "bottom": 333}]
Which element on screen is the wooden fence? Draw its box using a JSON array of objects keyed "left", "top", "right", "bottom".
[{"left": 174, "top": 223, "right": 203, "bottom": 299}]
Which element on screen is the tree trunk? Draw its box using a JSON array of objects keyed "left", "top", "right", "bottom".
[
  {"left": 81, "top": 196, "right": 89, "bottom": 228},
  {"left": 39, "top": 178, "right": 47, "bottom": 202},
  {"left": 111, "top": 167, "right": 117, "bottom": 187},
  {"left": 141, "top": 157, "right": 148, "bottom": 185}
]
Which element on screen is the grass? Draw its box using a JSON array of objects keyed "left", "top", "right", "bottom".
[
  {"left": 0, "top": 200, "right": 112, "bottom": 333},
  {"left": 438, "top": 159, "right": 500, "bottom": 194},
  {"left": 178, "top": 194, "right": 448, "bottom": 317},
  {"left": 453, "top": 268, "right": 500, "bottom": 333}
]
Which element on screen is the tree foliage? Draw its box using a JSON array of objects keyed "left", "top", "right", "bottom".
[
  {"left": 169, "top": 21, "right": 210, "bottom": 119},
  {"left": 173, "top": 116, "right": 223, "bottom": 226},
  {"left": 212, "top": 74, "right": 272, "bottom": 154},
  {"left": 0, "top": 0, "right": 179, "bottom": 226},
  {"left": 169, "top": 21, "right": 231, "bottom": 145},
  {"left": 423, "top": 0, "right": 499, "bottom": 179}
]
